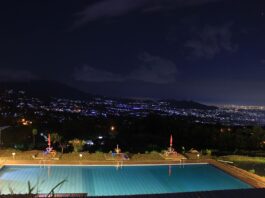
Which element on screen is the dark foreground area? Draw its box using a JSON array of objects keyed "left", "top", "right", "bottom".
[
  {"left": 94, "top": 188, "right": 265, "bottom": 198},
  {"left": 1, "top": 188, "right": 265, "bottom": 198}
]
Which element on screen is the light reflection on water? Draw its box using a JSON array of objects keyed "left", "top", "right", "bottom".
[{"left": 0, "top": 164, "right": 252, "bottom": 195}]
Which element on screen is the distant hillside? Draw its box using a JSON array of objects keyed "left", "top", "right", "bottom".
[
  {"left": 160, "top": 99, "right": 218, "bottom": 110},
  {"left": 0, "top": 80, "right": 92, "bottom": 100},
  {"left": 0, "top": 81, "right": 217, "bottom": 110}
]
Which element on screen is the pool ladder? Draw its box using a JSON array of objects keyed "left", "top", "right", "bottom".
[
  {"left": 115, "top": 161, "right": 123, "bottom": 170},
  {"left": 179, "top": 158, "right": 185, "bottom": 168}
]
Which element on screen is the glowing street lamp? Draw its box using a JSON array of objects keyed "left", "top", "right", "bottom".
[
  {"left": 109, "top": 126, "right": 118, "bottom": 138},
  {"left": 20, "top": 118, "right": 32, "bottom": 126},
  {"left": 12, "top": 152, "right": 16, "bottom": 159}
]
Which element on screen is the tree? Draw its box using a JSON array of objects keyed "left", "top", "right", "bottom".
[
  {"left": 69, "top": 139, "right": 85, "bottom": 152},
  {"left": 50, "top": 133, "right": 65, "bottom": 153},
  {"left": 250, "top": 126, "right": 265, "bottom": 149},
  {"left": 32, "top": 129, "right": 38, "bottom": 147}
]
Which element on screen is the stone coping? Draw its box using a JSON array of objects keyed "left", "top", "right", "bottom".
[{"left": 205, "top": 159, "right": 265, "bottom": 188}]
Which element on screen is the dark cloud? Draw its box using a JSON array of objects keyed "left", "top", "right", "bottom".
[
  {"left": 72, "top": 0, "right": 220, "bottom": 28},
  {"left": 74, "top": 53, "right": 177, "bottom": 84},
  {"left": 185, "top": 24, "right": 237, "bottom": 59},
  {"left": 74, "top": 65, "right": 123, "bottom": 82},
  {"left": 0, "top": 68, "right": 38, "bottom": 82},
  {"left": 129, "top": 53, "right": 178, "bottom": 84}
]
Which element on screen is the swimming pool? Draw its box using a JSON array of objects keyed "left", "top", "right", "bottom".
[{"left": 0, "top": 164, "right": 251, "bottom": 196}]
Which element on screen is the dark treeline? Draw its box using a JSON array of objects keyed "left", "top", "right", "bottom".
[{"left": 1, "top": 114, "right": 265, "bottom": 153}]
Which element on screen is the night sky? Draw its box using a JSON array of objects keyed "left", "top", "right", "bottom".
[{"left": 0, "top": 0, "right": 265, "bottom": 105}]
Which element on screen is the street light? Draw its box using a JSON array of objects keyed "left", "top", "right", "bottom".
[{"left": 12, "top": 152, "right": 16, "bottom": 159}]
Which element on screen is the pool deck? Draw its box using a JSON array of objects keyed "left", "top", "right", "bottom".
[{"left": 1, "top": 158, "right": 265, "bottom": 189}]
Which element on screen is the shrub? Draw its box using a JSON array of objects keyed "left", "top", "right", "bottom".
[
  {"left": 69, "top": 139, "right": 85, "bottom": 152},
  {"left": 205, "top": 149, "right": 212, "bottom": 156}
]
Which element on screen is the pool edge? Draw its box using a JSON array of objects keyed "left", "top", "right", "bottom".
[
  {"left": 207, "top": 159, "right": 265, "bottom": 188},
  {"left": 1, "top": 159, "right": 265, "bottom": 188}
]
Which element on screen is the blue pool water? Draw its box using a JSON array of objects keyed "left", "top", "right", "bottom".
[{"left": 0, "top": 164, "right": 251, "bottom": 196}]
